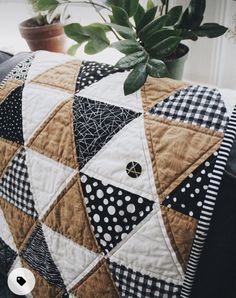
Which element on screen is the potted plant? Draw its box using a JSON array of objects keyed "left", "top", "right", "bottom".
[
  {"left": 19, "top": 0, "right": 68, "bottom": 53},
  {"left": 36, "top": 0, "right": 228, "bottom": 94}
]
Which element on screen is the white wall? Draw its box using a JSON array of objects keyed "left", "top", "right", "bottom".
[{"left": 0, "top": 0, "right": 235, "bottom": 89}]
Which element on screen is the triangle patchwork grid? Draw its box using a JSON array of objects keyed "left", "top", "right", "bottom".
[
  {"left": 0, "top": 147, "right": 38, "bottom": 218},
  {"left": 73, "top": 95, "right": 141, "bottom": 169},
  {"left": 80, "top": 173, "right": 154, "bottom": 254},
  {"left": 149, "top": 85, "right": 228, "bottom": 132}
]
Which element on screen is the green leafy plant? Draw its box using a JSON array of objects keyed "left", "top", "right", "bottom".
[{"left": 36, "top": 0, "right": 228, "bottom": 94}]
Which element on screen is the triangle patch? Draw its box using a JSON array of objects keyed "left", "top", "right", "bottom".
[
  {"left": 20, "top": 223, "right": 65, "bottom": 289},
  {"left": 42, "top": 224, "right": 99, "bottom": 287},
  {"left": 108, "top": 260, "right": 182, "bottom": 298},
  {"left": 78, "top": 72, "right": 143, "bottom": 113},
  {"left": 0, "top": 198, "right": 36, "bottom": 250},
  {"left": 43, "top": 174, "right": 100, "bottom": 253},
  {"left": 80, "top": 173, "right": 154, "bottom": 254},
  {"left": 71, "top": 260, "right": 119, "bottom": 298},
  {"left": 144, "top": 115, "right": 223, "bottom": 201},
  {"left": 82, "top": 116, "right": 157, "bottom": 201},
  {"left": 110, "top": 211, "right": 184, "bottom": 283},
  {"left": 22, "top": 259, "right": 65, "bottom": 298},
  {"left": 0, "top": 139, "right": 20, "bottom": 178},
  {"left": 25, "top": 148, "right": 74, "bottom": 219},
  {"left": 0, "top": 84, "right": 24, "bottom": 144},
  {"left": 149, "top": 85, "right": 228, "bottom": 132},
  {"left": 73, "top": 96, "right": 140, "bottom": 169},
  {"left": 0, "top": 80, "right": 23, "bottom": 104},
  {"left": 161, "top": 206, "right": 198, "bottom": 271},
  {"left": 162, "top": 152, "right": 218, "bottom": 219},
  {"left": 76, "top": 61, "right": 120, "bottom": 92},
  {"left": 31, "top": 60, "right": 81, "bottom": 93},
  {"left": 0, "top": 148, "right": 38, "bottom": 218},
  {"left": 6, "top": 54, "right": 34, "bottom": 82},
  {"left": 28, "top": 100, "right": 77, "bottom": 169},
  {"left": 141, "top": 77, "right": 188, "bottom": 112},
  {"left": 23, "top": 83, "right": 71, "bottom": 142},
  {"left": 0, "top": 237, "right": 17, "bottom": 275}
]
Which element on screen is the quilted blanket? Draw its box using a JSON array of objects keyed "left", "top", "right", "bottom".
[{"left": 0, "top": 51, "right": 236, "bottom": 298}]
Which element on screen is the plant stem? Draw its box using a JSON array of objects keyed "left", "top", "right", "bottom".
[
  {"left": 165, "top": 0, "right": 169, "bottom": 14},
  {"left": 66, "top": 1, "right": 112, "bottom": 12}
]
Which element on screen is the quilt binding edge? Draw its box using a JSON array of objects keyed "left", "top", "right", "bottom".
[{"left": 181, "top": 105, "right": 236, "bottom": 297}]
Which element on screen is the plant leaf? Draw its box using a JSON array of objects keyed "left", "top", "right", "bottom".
[
  {"left": 144, "top": 29, "right": 180, "bottom": 49},
  {"left": 177, "top": 0, "right": 206, "bottom": 30},
  {"left": 124, "top": 63, "right": 148, "bottom": 95},
  {"left": 64, "top": 23, "right": 90, "bottom": 43},
  {"left": 180, "top": 29, "right": 198, "bottom": 40},
  {"left": 147, "top": 0, "right": 155, "bottom": 11},
  {"left": 149, "top": 36, "right": 181, "bottom": 59},
  {"left": 67, "top": 44, "right": 80, "bottom": 56},
  {"left": 105, "top": 23, "right": 136, "bottom": 39},
  {"left": 133, "top": 4, "right": 145, "bottom": 28},
  {"left": 165, "top": 6, "right": 182, "bottom": 26},
  {"left": 116, "top": 51, "right": 148, "bottom": 69},
  {"left": 138, "top": 15, "right": 167, "bottom": 41},
  {"left": 83, "top": 26, "right": 110, "bottom": 54},
  {"left": 147, "top": 59, "right": 168, "bottom": 77},
  {"left": 122, "top": 0, "right": 139, "bottom": 17},
  {"left": 194, "top": 23, "right": 228, "bottom": 38},
  {"left": 37, "top": 0, "right": 58, "bottom": 11},
  {"left": 111, "top": 5, "right": 131, "bottom": 27},
  {"left": 137, "top": 6, "right": 158, "bottom": 32},
  {"left": 111, "top": 40, "right": 142, "bottom": 54}
]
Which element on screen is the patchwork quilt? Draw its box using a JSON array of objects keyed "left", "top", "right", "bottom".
[{"left": 0, "top": 51, "right": 236, "bottom": 298}]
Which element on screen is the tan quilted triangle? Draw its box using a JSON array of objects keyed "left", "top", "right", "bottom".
[
  {"left": 161, "top": 205, "right": 198, "bottom": 271},
  {"left": 0, "top": 80, "right": 23, "bottom": 104},
  {"left": 0, "top": 139, "right": 20, "bottom": 177},
  {"left": 0, "top": 197, "right": 36, "bottom": 250},
  {"left": 43, "top": 174, "right": 100, "bottom": 254},
  {"left": 145, "top": 115, "right": 223, "bottom": 201},
  {"left": 28, "top": 99, "right": 77, "bottom": 169},
  {"left": 31, "top": 60, "right": 81, "bottom": 93},
  {"left": 21, "top": 259, "right": 64, "bottom": 297},
  {"left": 70, "top": 259, "right": 119, "bottom": 298},
  {"left": 141, "top": 77, "right": 188, "bottom": 112}
]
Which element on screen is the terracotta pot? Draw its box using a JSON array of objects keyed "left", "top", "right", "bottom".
[{"left": 19, "top": 18, "right": 66, "bottom": 53}]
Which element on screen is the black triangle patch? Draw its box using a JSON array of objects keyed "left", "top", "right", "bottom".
[
  {"left": 73, "top": 96, "right": 141, "bottom": 169},
  {"left": 0, "top": 84, "right": 24, "bottom": 144},
  {"left": 162, "top": 152, "right": 218, "bottom": 219},
  {"left": 80, "top": 173, "right": 154, "bottom": 254},
  {"left": 20, "top": 223, "right": 65, "bottom": 289},
  {"left": 0, "top": 237, "right": 17, "bottom": 275},
  {"left": 0, "top": 148, "right": 38, "bottom": 218},
  {"left": 76, "top": 61, "right": 121, "bottom": 92}
]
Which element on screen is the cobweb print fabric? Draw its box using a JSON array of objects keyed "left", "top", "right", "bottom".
[
  {"left": 73, "top": 96, "right": 140, "bottom": 169},
  {"left": 149, "top": 85, "right": 228, "bottom": 132}
]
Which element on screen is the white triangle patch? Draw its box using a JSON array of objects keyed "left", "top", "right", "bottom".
[
  {"left": 22, "top": 83, "right": 71, "bottom": 143},
  {"left": 82, "top": 116, "right": 157, "bottom": 201},
  {"left": 25, "top": 149, "right": 75, "bottom": 219},
  {"left": 110, "top": 210, "right": 184, "bottom": 284},
  {"left": 78, "top": 72, "right": 143, "bottom": 113},
  {"left": 0, "top": 207, "right": 17, "bottom": 251},
  {"left": 42, "top": 224, "right": 99, "bottom": 288}
]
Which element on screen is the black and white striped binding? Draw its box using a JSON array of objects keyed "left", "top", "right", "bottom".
[{"left": 181, "top": 106, "right": 236, "bottom": 298}]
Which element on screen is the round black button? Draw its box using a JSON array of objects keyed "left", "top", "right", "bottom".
[{"left": 126, "top": 161, "right": 142, "bottom": 178}]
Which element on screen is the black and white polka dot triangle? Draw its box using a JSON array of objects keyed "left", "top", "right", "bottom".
[
  {"left": 76, "top": 61, "right": 120, "bottom": 92},
  {"left": 80, "top": 173, "right": 154, "bottom": 254},
  {"left": 0, "top": 148, "right": 38, "bottom": 218},
  {"left": 162, "top": 152, "right": 218, "bottom": 219},
  {"left": 0, "top": 84, "right": 24, "bottom": 144}
]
